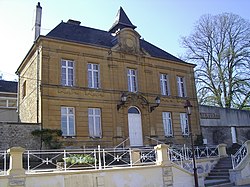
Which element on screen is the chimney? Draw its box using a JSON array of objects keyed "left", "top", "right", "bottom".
[
  {"left": 34, "top": 2, "right": 42, "bottom": 41},
  {"left": 67, "top": 19, "right": 81, "bottom": 26}
]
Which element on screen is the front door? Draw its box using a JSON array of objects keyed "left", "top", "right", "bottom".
[{"left": 128, "top": 107, "right": 143, "bottom": 147}]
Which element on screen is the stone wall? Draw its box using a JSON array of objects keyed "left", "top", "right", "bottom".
[
  {"left": 0, "top": 122, "right": 41, "bottom": 150},
  {"left": 199, "top": 105, "right": 250, "bottom": 146}
]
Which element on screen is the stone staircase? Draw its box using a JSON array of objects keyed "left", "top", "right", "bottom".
[{"left": 204, "top": 156, "right": 233, "bottom": 186}]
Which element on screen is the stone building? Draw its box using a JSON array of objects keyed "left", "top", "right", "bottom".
[{"left": 16, "top": 7, "right": 200, "bottom": 148}]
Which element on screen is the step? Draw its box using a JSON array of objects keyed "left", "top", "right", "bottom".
[
  {"left": 216, "top": 162, "right": 232, "bottom": 165},
  {"left": 217, "top": 163, "right": 232, "bottom": 166},
  {"left": 204, "top": 179, "right": 231, "bottom": 187},
  {"left": 211, "top": 169, "right": 230, "bottom": 173},
  {"left": 208, "top": 172, "right": 229, "bottom": 176},
  {"left": 213, "top": 166, "right": 232, "bottom": 170},
  {"left": 218, "top": 163, "right": 232, "bottom": 166},
  {"left": 206, "top": 175, "right": 229, "bottom": 180}
]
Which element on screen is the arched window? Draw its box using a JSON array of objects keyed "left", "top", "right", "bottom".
[{"left": 128, "top": 107, "right": 140, "bottom": 114}]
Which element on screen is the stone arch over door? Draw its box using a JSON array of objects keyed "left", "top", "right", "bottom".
[{"left": 128, "top": 106, "right": 143, "bottom": 147}]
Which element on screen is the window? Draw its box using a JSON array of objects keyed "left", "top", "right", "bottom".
[
  {"left": 61, "top": 107, "right": 75, "bottom": 136},
  {"left": 180, "top": 113, "right": 189, "bottom": 136},
  {"left": 22, "top": 81, "right": 26, "bottom": 99},
  {"left": 88, "top": 63, "right": 100, "bottom": 88},
  {"left": 177, "top": 76, "right": 186, "bottom": 97},
  {"left": 88, "top": 108, "right": 102, "bottom": 138},
  {"left": 0, "top": 98, "right": 17, "bottom": 108},
  {"left": 127, "top": 69, "right": 137, "bottom": 92},
  {"left": 160, "top": 74, "right": 170, "bottom": 96},
  {"left": 162, "top": 112, "right": 173, "bottom": 137},
  {"left": 61, "top": 59, "right": 74, "bottom": 86}
]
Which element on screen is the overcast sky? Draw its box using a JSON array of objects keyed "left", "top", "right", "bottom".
[{"left": 1, "top": 0, "right": 249, "bottom": 81}]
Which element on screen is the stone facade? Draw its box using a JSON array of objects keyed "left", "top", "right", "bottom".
[
  {"left": 0, "top": 122, "right": 40, "bottom": 150},
  {"left": 16, "top": 8, "right": 199, "bottom": 148}
]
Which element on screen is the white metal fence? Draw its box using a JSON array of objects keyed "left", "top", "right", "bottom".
[
  {"left": 168, "top": 145, "right": 219, "bottom": 172},
  {"left": 1, "top": 144, "right": 222, "bottom": 174},
  {"left": 0, "top": 150, "right": 8, "bottom": 176},
  {"left": 231, "top": 142, "right": 248, "bottom": 169},
  {"left": 24, "top": 146, "right": 156, "bottom": 173}
]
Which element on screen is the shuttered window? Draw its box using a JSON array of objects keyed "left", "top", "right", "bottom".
[
  {"left": 88, "top": 63, "right": 100, "bottom": 88},
  {"left": 177, "top": 76, "right": 186, "bottom": 97},
  {"left": 180, "top": 113, "right": 189, "bottom": 136},
  {"left": 162, "top": 112, "right": 173, "bottom": 136},
  {"left": 160, "top": 74, "right": 170, "bottom": 96},
  {"left": 61, "top": 107, "right": 75, "bottom": 136},
  {"left": 88, "top": 108, "right": 102, "bottom": 138},
  {"left": 127, "top": 69, "right": 137, "bottom": 92},
  {"left": 61, "top": 59, "right": 74, "bottom": 86}
]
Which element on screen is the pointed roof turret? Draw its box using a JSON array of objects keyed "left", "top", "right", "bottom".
[{"left": 109, "top": 7, "right": 136, "bottom": 33}]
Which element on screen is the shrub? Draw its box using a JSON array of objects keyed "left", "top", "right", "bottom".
[
  {"left": 63, "top": 154, "right": 96, "bottom": 165},
  {"left": 31, "top": 129, "right": 62, "bottom": 149}
]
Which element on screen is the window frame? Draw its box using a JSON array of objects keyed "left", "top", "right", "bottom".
[
  {"left": 160, "top": 73, "right": 170, "bottom": 96},
  {"left": 61, "top": 107, "right": 75, "bottom": 137},
  {"left": 177, "top": 76, "right": 186, "bottom": 97},
  {"left": 61, "top": 59, "right": 74, "bottom": 86},
  {"left": 180, "top": 113, "right": 189, "bottom": 136},
  {"left": 88, "top": 108, "right": 102, "bottom": 138},
  {"left": 88, "top": 63, "right": 100, "bottom": 89},
  {"left": 162, "top": 112, "right": 173, "bottom": 137},
  {"left": 127, "top": 68, "right": 138, "bottom": 92}
]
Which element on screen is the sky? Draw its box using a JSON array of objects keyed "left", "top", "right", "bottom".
[{"left": 0, "top": 0, "right": 250, "bottom": 81}]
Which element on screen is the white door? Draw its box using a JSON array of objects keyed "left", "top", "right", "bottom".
[{"left": 128, "top": 107, "right": 143, "bottom": 147}]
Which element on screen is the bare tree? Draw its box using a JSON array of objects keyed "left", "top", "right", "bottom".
[{"left": 182, "top": 13, "right": 250, "bottom": 109}]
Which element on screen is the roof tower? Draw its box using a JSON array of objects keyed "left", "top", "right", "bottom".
[{"left": 109, "top": 7, "right": 136, "bottom": 33}]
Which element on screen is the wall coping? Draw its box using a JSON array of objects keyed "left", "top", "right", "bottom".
[
  {"left": 0, "top": 122, "right": 41, "bottom": 126},
  {"left": 24, "top": 164, "right": 162, "bottom": 177}
]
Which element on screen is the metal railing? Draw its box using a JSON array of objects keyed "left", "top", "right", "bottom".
[
  {"left": 114, "top": 138, "right": 129, "bottom": 150},
  {"left": 231, "top": 142, "right": 248, "bottom": 169},
  {"left": 170, "top": 144, "right": 219, "bottom": 160},
  {"left": 145, "top": 136, "right": 165, "bottom": 145},
  {"left": 168, "top": 145, "right": 219, "bottom": 172},
  {"left": 168, "top": 148, "right": 193, "bottom": 173},
  {"left": 24, "top": 146, "right": 156, "bottom": 173},
  {"left": 0, "top": 150, "right": 8, "bottom": 176}
]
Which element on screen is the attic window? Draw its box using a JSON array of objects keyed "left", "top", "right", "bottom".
[{"left": 67, "top": 19, "right": 81, "bottom": 25}]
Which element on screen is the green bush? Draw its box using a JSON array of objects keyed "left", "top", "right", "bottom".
[
  {"left": 194, "top": 134, "right": 204, "bottom": 146},
  {"left": 31, "top": 129, "right": 62, "bottom": 149},
  {"left": 63, "top": 154, "right": 96, "bottom": 165}
]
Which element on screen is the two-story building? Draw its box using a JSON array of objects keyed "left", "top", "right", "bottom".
[{"left": 16, "top": 7, "right": 200, "bottom": 148}]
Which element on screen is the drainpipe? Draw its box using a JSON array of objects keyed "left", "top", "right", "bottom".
[
  {"left": 34, "top": 2, "right": 42, "bottom": 125},
  {"left": 36, "top": 46, "right": 40, "bottom": 125},
  {"left": 17, "top": 74, "right": 21, "bottom": 122}
]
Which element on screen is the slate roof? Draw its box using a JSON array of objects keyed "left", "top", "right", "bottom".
[
  {"left": 45, "top": 7, "right": 184, "bottom": 63},
  {"left": 0, "top": 80, "right": 18, "bottom": 93}
]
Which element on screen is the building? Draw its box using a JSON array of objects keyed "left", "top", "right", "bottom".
[
  {"left": 200, "top": 105, "right": 250, "bottom": 146},
  {"left": 16, "top": 6, "right": 200, "bottom": 148},
  {"left": 0, "top": 80, "right": 18, "bottom": 122}
]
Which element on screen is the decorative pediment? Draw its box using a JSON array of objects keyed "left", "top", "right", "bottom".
[{"left": 111, "top": 28, "right": 144, "bottom": 55}]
